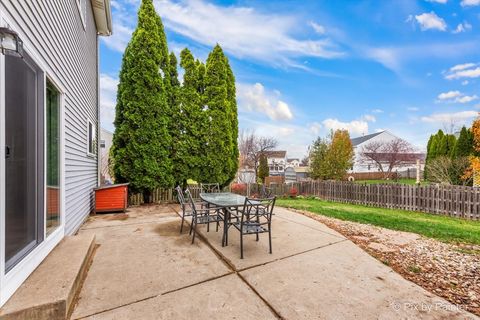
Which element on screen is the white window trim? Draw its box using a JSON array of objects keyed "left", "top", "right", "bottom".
[
  {"left": 76, "top": 0, "right": 87, "bottom": 30},
  {"left": 0, "top": 14, "right": 66, "bottom": 307},
  {"left": 86, "top": 118, "right": 96, "bottom": 157}
]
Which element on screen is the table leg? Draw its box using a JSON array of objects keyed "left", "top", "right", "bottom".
[{"left": 222, "top": 207, "right": 229, "bottom": 247}]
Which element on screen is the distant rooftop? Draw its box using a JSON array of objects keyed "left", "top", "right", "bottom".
[
  {"left": 350, "top": 131, "right": 384, "bottom": 147},
  {"left": 267, "top": 151, "right": 287, "bottom": 158}
]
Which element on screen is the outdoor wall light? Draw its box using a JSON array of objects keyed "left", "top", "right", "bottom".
[{"left": 0, "top": 27, "right": 23, "bottom": 58}]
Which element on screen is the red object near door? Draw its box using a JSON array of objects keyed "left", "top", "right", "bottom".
[{"left": 94, "top": 183, "right": 129, "bottom": 214}]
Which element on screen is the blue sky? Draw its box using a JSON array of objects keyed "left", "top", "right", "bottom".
[{"left": 100, "top": 0, "right": 480, "bottom": 158}]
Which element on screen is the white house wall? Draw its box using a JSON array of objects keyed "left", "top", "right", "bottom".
[{"left": 1, "top": 1, "right": 99, "bottom": 235}]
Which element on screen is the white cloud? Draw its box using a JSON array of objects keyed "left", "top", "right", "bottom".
[
  {"left": 450, "top": 63, "right": 476, "bottom": 72},
  {"left": 309, "top": 21, "right": 326, "bottom": 35},
  {"left": 371, "top": 108, "right": 384, "bottom": 113},
  {"left": 436, "top": 90, "right": 479, "bottom": 103},
  {"left": 457, "top": 95, "right": 479, "bottom": 103},
  {"left": 420, "top": 110, "right": 478, "bottom": 123},
  {"left": 462, "top": 80, "right": 469, "bottom": 85},
  {"left": 154, "top": 0, "right": 343, "bottom": 67},
  {"left": 414, "top": 12, "right": 447, "bottom": 31},
  {"left": 408, "top": 107, "right": 419, "bottom": 111},
  {"left": 322, "top": 118, "right": 369, "bottom": 136},
  {"left": 361, "top": 114, "right": 376, "bottom": 122},
  {"left": 437, "top": 90, "right": 461, "bottom": 100},
  {"left": 452, "top": 22, "right": 472, "bottom": 34},
  {"left": 445, "top": 63, "right": 480, "bottom": 79},
  {"left": 237, "top": 83, "right": 293, "bottom": 121},
  {"left": 100, "top": 74, "right": 119, "bottom": 132},
  {"left": 309, "top": 122, "right": 322, "bottom": 135},
  {"left": 461, "top": 0, "right": 480, "bottom": 6}
]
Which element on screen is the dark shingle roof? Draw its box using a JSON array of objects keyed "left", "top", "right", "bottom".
[{"left": 350, "top": 131, "right": 384, "bottom": 147}]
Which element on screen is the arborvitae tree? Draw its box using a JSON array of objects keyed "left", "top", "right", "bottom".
[
  {"left": 436, "top": 130, "right": 448, "bottom": 156},
  {"left": 174, "top": 48, "right": 203, "bottom": 186},
  {"left": 309, "top": 137, "right": 329, "bottom": 180},
  {"left": 453, "top": 126, "right": 474, "bottom": 158},
  {"left": 112, "top": 0, "right": 173, "bottom": 201},
  {"left": 224, "top": 55, "right": 239, "bottom": 184},
  {"left": 201, "top": 45, "right": 237, "bottom": 186},
  {"left": 445, "top": 134, "right": 457, "bottom": 157},
  {"left": 258, "top": 154, "right": 269, "bottom": 183},
  {"left": 424, "top": 134, "right": 434, "bottom": 179}
]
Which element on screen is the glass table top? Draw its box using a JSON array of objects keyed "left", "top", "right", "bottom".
[{"left": 200, "top": 192, "right": 247, "bottom": 207}]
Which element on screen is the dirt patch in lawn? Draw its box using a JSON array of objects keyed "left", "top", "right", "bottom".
[{"left": 289, "top": 208, "right": 480, "bottom": 316}]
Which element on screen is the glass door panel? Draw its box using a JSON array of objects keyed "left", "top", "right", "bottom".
[{"left": 5, "top": 53, "right": 44, "bottom": 271}]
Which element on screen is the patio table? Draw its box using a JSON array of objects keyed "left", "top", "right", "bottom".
[{"left": 200, "top": 192, "right": 248, "bottom": 247}]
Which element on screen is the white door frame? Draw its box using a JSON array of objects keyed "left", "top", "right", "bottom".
[{"left": 0, "top": 13, "right": 66, "bottom": 307}]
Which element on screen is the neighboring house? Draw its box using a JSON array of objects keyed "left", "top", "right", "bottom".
[
  {"left": 350, "top": 131, "right": 424, "bottom": 174},
  {"left": 286, "top": 158, "right": 300, "bottom": 168},
  {"left": 100, "top": 128, "right": 114, "bottom": 184},
  {"left": 267, "top": 151, "right": 287, "bottom": 176},
  {"left": 0, "top": 0, "right": 111, "bottom": 306},
  {"left": 295, "top": 167, "right": 311, "bottom": 181}
]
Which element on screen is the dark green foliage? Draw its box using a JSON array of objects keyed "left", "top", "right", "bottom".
[
  {"left": 225, "top": 56, "right": 239, "bottom": 184},
  {"left": 453, "top": 126, "right": 474, "bottom": 158},
  {"left": 112, "top": 0, "right": 174, "bottom": 197},
  {"left": 174, "top": 48, "right": 204, "bottom": 185},
  {"left": 425, "top": 127, "right": 475, "bottom": 185},
  {"left": 200, "top": 45, "right": 238, "bottom": 186},
  {"left": 258, "top": 154, "right": 269, "bottom": 183},
  {"left": 309, "top": 137, "right": 329, "bottom": 180}
]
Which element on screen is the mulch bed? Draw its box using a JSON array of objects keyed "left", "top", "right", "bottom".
[{"left": 289, "top": 208, "right": 480, "bottom": 316}]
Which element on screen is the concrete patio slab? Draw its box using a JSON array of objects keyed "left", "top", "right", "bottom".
[
  {"left": 240, "top": 240, "right": 477, "bottom": 320},
  {"left": 71, "top": 214, "right": 231, "bottom": 319},
  {"left": 194, "top": 207, "right": 346, "bottom": 270},
  {"left": 82, "top": 205, "right": 178, "bottom": 230},
  {"left": 80, "top": 274, "right": 277, "bottom": 320}
]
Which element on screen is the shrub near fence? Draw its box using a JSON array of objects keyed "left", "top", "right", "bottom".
[{"left": 128, "top": 181, "right": 480, "bottom": 220}]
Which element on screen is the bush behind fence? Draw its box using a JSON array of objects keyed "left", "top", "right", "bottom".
[{"left": 128, "top": 181, "right": 480, "bottom": 220}]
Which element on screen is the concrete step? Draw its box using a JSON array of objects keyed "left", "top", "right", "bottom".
[{"left": 0, "top": 234, "right": 96, "bottom": 320}]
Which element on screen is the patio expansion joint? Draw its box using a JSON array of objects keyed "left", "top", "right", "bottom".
[{"left": 81, "top": 217, "right": 179, "bottom": 231}]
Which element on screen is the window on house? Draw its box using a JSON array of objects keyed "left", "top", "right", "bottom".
[
  {"left": 87, "top": 119, "right": 95, "bottom": 156},
  {"left": 46, "top": 81, "right": 61, "bottom": 236},
  {"left": 100, "top": 140, "right": 106, "bottom": 148}
]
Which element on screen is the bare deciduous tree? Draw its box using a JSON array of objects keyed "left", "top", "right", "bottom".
[
  {"left": 360, "top": 138, "right": 422, "bottom": 179},
  {"left": 238, "top": 130, "right": 278, "bottom": 181},
  {"left": 428, "top": 156, "right": 472, "bottom": 185}
]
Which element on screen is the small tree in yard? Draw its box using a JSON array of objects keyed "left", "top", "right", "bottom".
[
  {"left": 112, "top": 0, "right": 174, "bottom": 202},
  {"left": 324, "top": 130, "right": 354, "bottom": 180},
  {"left": 309, "top": 130, "right": 354, "bottom": 180},
  {"left": 309, "top": 137, "right": 329, "bottom": 180},
  {"left": 258, "top": 154, "right": 269, "bottom": 183},
  {"left": 238, "top": 130, "right": 278, "bottom": 179},
  {"left": 361, "top": 138, "right": 418, "bottom": 179}
]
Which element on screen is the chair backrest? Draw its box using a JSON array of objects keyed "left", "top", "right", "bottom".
[
  {"left": 261, "top": 185, "right": 273, "bottom": 198},
  {"left": 241, "top": 197, "right": 276, "bottom": 223},
  {"left": 200, "top": 183, "right": 220, "bottom": 193},
  {"left": 184, "top": 188, "right": 197, "bottom": 213},
  {"left": 175, "top": 186, "right": 185, "bottom": 205}
]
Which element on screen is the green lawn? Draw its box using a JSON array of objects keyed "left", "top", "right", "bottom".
[
  {"left": 354, "top": 178, "right": 429, "bottom": 185},
  {"left": 276, "top": 198, "right": 480, "bottom": 245}
]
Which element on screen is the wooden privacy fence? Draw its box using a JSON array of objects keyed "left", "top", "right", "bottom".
[{"left": 128, "top": 181, "right": 480, "bottom": 220}]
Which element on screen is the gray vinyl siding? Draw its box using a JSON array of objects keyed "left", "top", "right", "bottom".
[{"left": 1, "top": 0, "right": 99, "bottom": 235}]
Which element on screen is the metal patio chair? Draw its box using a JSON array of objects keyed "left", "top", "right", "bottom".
[
  {"left": 185, "top": 189, "right": 224, "bottom": 244},
  {"left": 200, "top": 183, "right": 221, "bottom": 193},
  {"left": 175, "top": 185, "right": 209, "bottom": 234},
  {"left": 228, "top": 197, "right": 276, "bottom": 259}
]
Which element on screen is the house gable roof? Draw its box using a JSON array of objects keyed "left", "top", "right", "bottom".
[
  {"left": 267, "top": 151, "right": 287, "bottom": 158},
  {"left": 350, "top": 131, "right": 384, "bottom": 147}
]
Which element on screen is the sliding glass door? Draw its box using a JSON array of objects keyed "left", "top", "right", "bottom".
[{"left": 4, "top": 53, "right": 44, "bottom": 271}]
